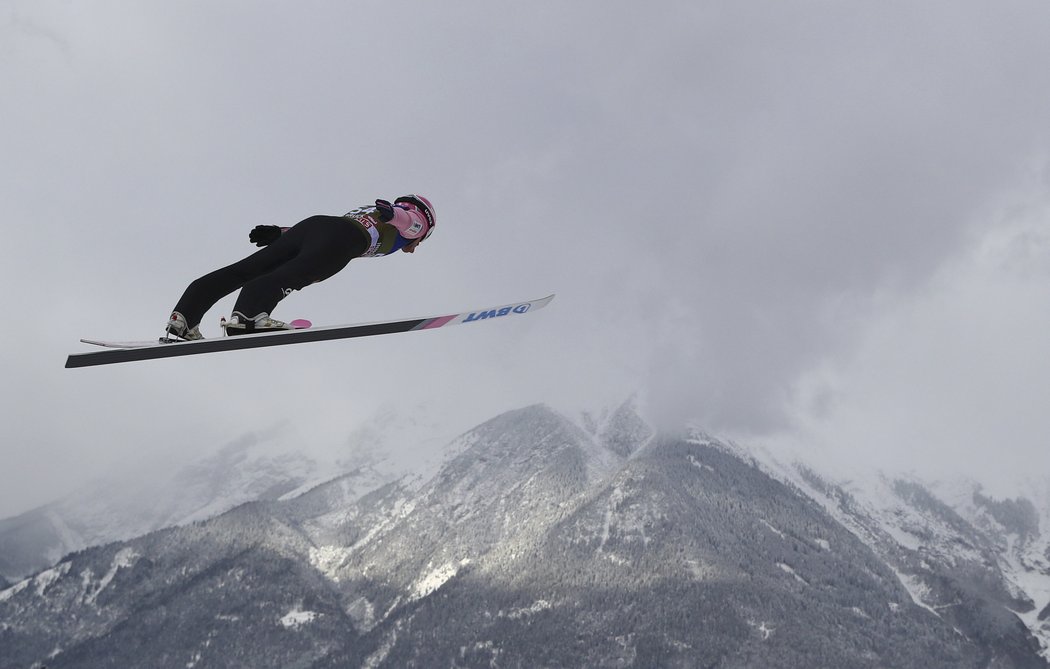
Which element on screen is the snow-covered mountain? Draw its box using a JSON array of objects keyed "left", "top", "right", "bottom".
[
  {"left": 0, "top": 433, "right": 344, "bottom": 583},
  {"left": 0, "top": 403, "right": 467, "bottom": 583},
  {"left": 705, "top": 432, "right": 1050, "bottom": 660},
  {"left": 1, "top": 401, "right": 1048, "bottom": 668}
]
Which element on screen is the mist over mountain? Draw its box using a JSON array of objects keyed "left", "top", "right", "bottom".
[
  {"left": 2, "top": 401, "right": 1048, "bottom": 668},
  {"left": 0, "top": 434, "right": 339, "bottom": 584},
  {"left": 0, "top": 404, "right": 467, "bottom": 584}
]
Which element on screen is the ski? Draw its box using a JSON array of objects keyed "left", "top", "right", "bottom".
[{"left": 65, "top": 295, "right": 554, "bottom": 369}]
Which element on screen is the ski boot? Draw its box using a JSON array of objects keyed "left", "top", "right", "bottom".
[
  {"left": 222, "top": 311, "right": 292, "bottom": 336},
  {"left": 162, "top": 311, "right": 204, "bottom": 343}
]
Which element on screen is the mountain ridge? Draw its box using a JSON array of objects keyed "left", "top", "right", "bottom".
[{"left": 1, "top": 401, "right": 1048, "bottom": 667}]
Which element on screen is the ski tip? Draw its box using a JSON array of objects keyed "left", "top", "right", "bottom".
[{"left": 531, "top": 294, "right": 555, "bottom": 309}]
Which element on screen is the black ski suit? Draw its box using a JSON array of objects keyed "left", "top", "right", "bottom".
[{"left": 172, "top": 215, "right": 369, "bottom": 329}]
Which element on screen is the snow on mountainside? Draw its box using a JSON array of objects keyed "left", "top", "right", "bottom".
[
  {"left": 1, "top": 400, "right": 1047, "bottom": 667},
  {"left": 0, "top": 432, "right": 337, "bottom": 582},
  {"left": 711, "top": 431, "right": 1050, "bottom": 662},
  {"left": 0, "top": 403, "right": 471, "bottom": 583}
]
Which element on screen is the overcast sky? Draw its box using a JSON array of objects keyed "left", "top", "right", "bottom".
[{"left": 2, "top": 1, "right": 1049, "bottom": 517}]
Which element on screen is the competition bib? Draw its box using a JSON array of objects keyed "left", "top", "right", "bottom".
[{"left": 344, "top": 207, "right": 383, "bottom": 257}]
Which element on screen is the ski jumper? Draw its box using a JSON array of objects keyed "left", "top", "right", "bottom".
[{"left": 171, "top": 202, "right": 431, "bottom": 329}]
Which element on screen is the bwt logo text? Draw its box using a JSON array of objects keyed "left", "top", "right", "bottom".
[{"left": 464, "top": 304, "right": 531, "bottom": 322}]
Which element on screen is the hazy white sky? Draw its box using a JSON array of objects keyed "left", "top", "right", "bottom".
[{"left": 2, "top": 1, "right": 1049, "bottom": 516}]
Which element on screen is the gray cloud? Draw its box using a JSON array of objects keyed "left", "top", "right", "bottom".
[{"left": 3, "top": 1, "right": 1050, "bottom": 516}]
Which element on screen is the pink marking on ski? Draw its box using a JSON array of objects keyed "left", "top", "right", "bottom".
[
  {"left": 290, "top": 319, "right": 312, "bottom": 329},
  {"left": 420, "top": 315, "right": 456, "bottom": 329}
]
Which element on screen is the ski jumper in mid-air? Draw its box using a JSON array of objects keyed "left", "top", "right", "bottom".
[{"left": 164, "top": 195, "right": 436, "bottom": 341}]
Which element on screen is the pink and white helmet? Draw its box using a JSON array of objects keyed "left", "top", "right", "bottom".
[{"left": 394, "top": 194, "right": 436, "bottom": 240}]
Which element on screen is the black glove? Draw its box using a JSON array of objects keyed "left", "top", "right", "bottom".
[
  {"left": 249, "top": 225, "right": 282, "bottom": 247},
  {"left": 375, "top": 199, "right": 395, "bottom": 223}
]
